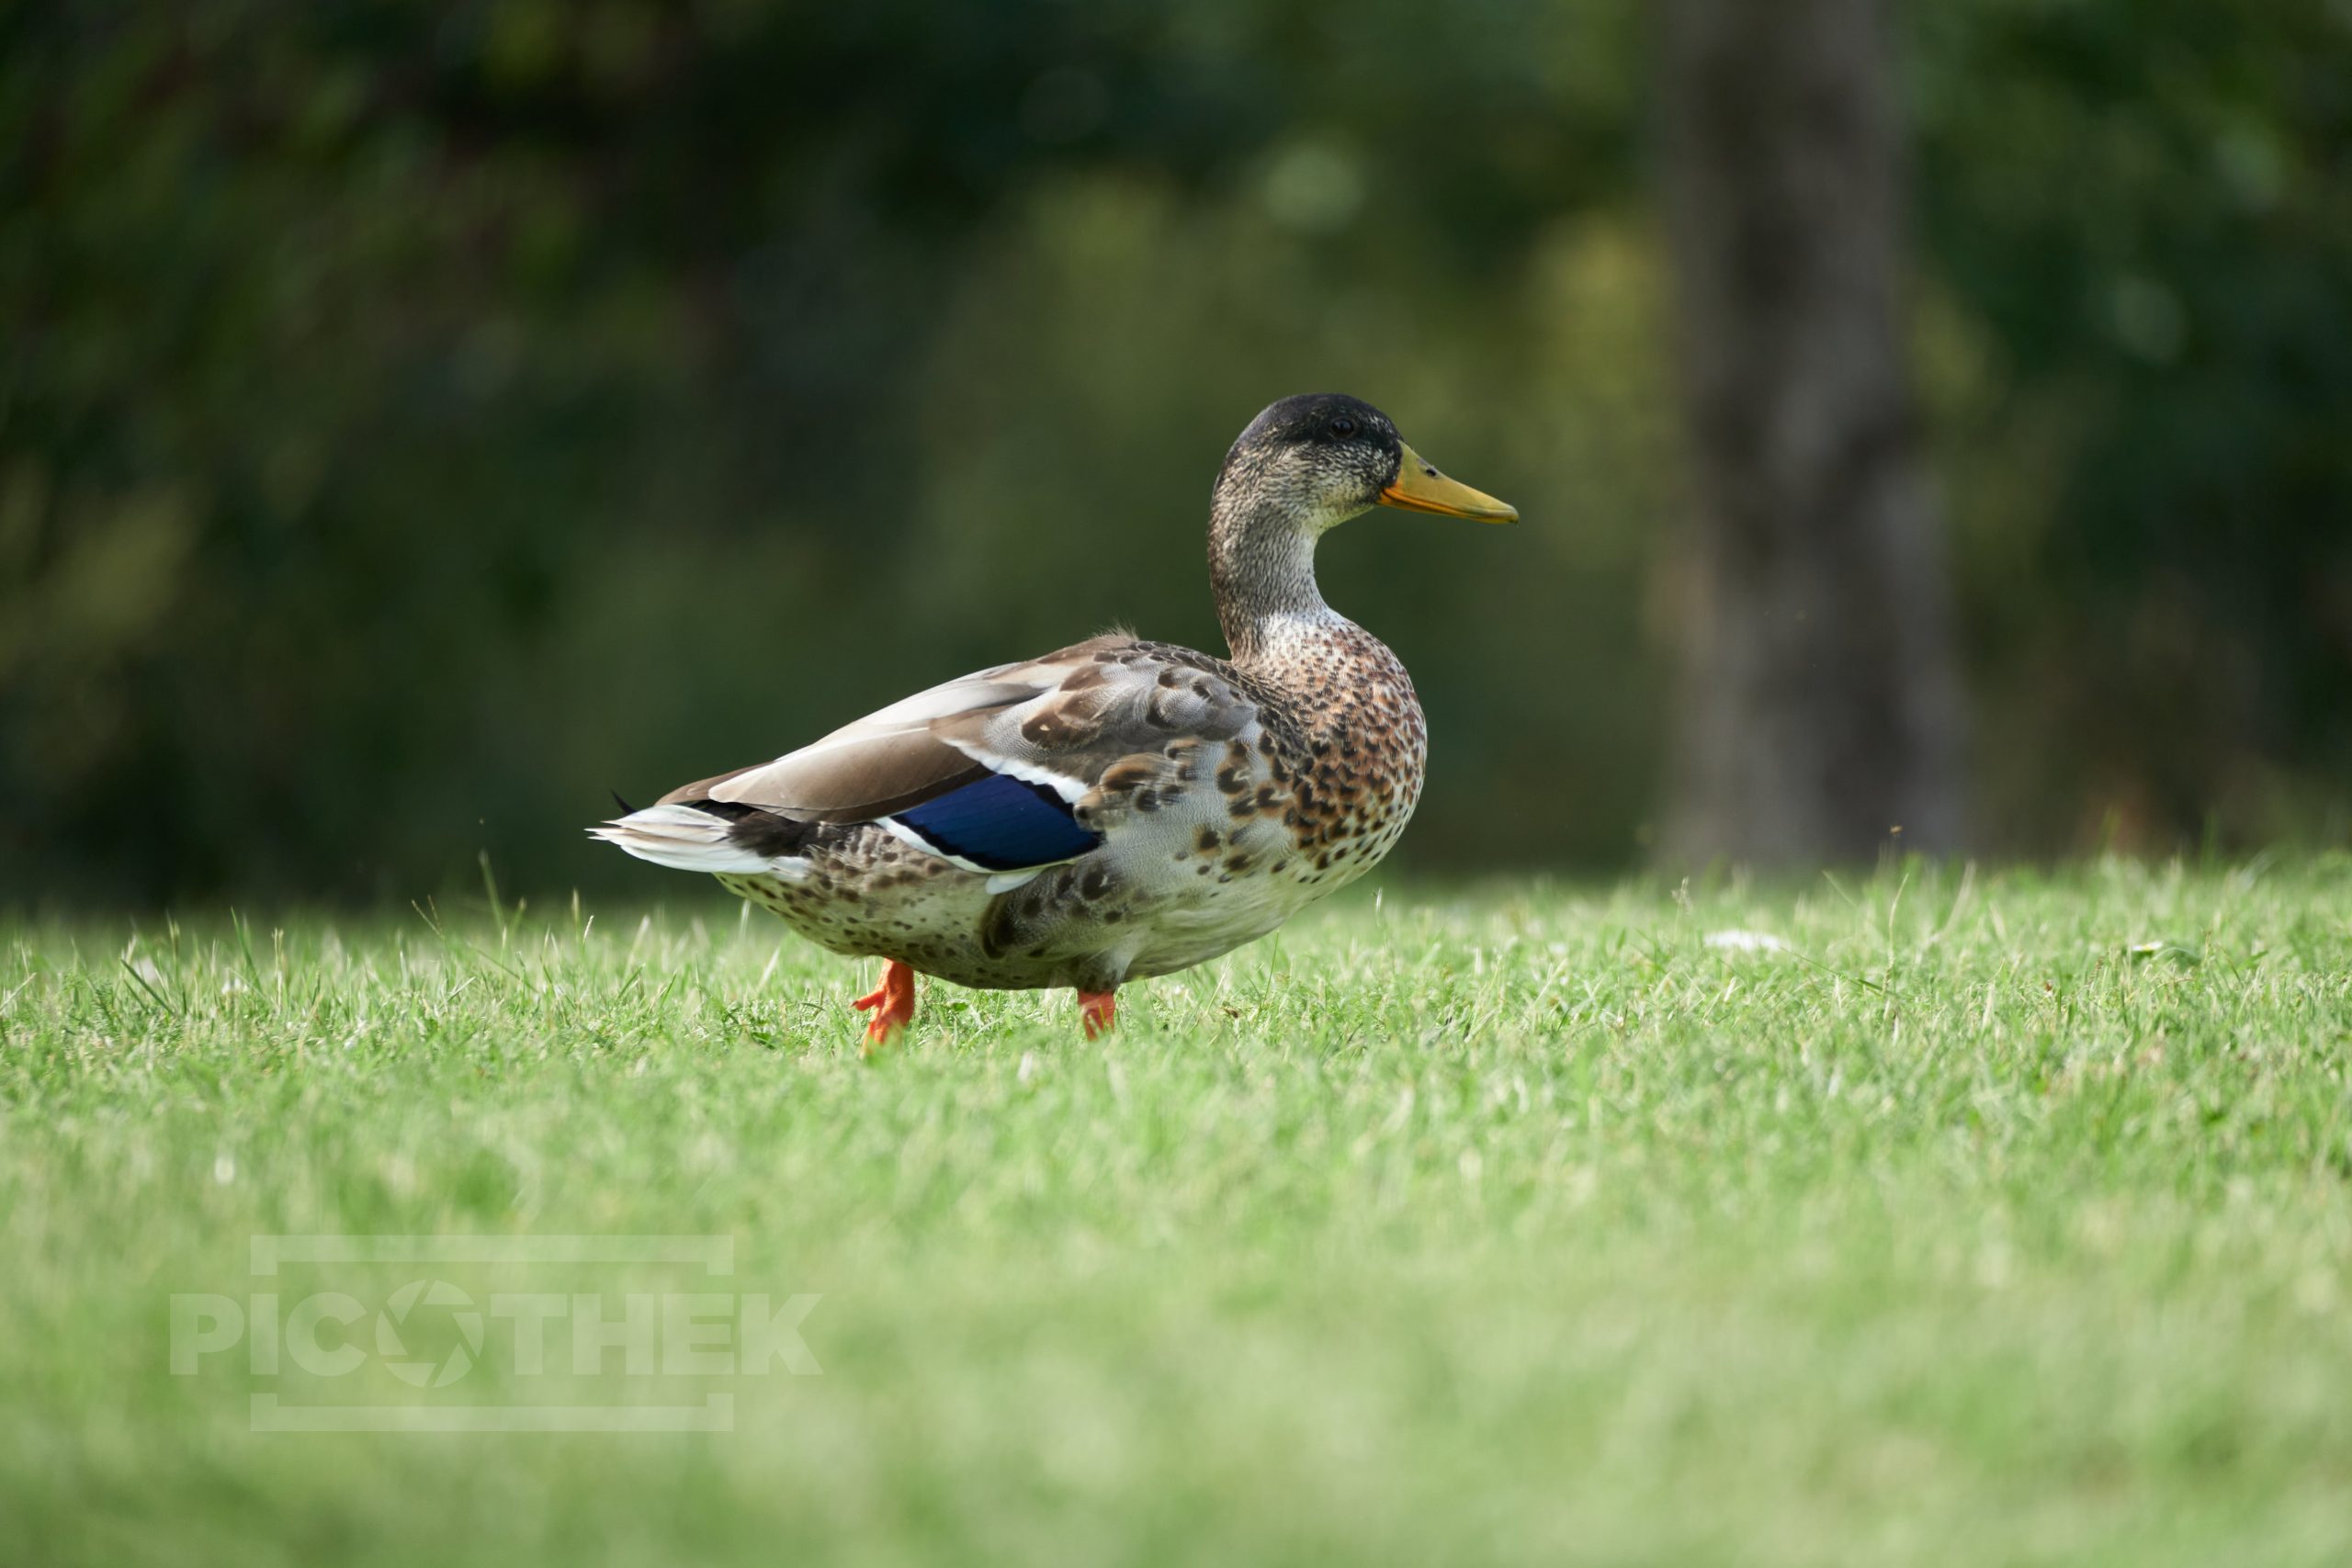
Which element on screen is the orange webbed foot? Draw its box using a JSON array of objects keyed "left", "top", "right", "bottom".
[
  {"left": 1077, "top": 989, "right": 1116, "bottom": 1040},
  {"left": 852, "top": 960, "right": 917, "bottom": 1049}
]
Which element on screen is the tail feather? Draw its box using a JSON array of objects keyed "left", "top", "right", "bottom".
[{"left": 588, "top": 803, "right": 800, "bottom": 876}]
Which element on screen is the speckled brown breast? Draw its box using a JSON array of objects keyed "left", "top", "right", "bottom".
[{"left": 1139, "top": 622, "right": 1429, "bottom": 894}]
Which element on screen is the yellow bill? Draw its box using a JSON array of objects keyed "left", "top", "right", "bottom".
[{"left": 1376, "top": 443, "right": 1519, "bottom": 523}]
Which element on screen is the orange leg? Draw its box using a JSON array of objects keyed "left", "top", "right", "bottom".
[
  {"left": 852, "top": 960, "right": 917, "bottom": 1047},
  {"left": 1077, "top": 989, "right": 1117, "bottom": 1040}
]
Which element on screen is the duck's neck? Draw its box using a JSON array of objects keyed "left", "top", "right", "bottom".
[{"left": 1208, "top": 488, "right": 1345, "bottom": 667}]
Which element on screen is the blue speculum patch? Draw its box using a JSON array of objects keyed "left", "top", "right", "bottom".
[{"left": 888, "top": 771, "right": 1101, "bottom": 872}]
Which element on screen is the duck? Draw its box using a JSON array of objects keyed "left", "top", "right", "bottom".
[{"left": 592, "top": 393, "right": 1516, "bottom": 1045}]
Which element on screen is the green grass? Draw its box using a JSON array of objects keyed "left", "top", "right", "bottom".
[{"left": 5, "top": 860, "right": 2352, "bottom": 1565}]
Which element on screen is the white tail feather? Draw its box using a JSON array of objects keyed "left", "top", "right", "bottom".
[{"left": 587, "top": 804, "right": 802, "bottom": 876}]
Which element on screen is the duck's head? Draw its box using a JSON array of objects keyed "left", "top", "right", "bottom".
[
  {"left": 1207, "top": 393, "right": 1517, "bottom": 658},
  {"left": 1214, "top": 392, "right": 1518, "bottom": 534}
]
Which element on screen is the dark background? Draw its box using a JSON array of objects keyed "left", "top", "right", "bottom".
[{"left": 6, "top": 0, "right": 2348, "bottom": 905}]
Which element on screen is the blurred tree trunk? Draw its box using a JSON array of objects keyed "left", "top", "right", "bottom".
[{"left": 1658, "top": 0, "right": 1965, "bottom": 863}]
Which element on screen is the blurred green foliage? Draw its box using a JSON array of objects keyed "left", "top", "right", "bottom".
[{"left": 4, "top": 0, "right": 2347, "bottom": 904}]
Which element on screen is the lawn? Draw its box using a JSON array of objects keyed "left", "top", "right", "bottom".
[{"left": 4, "top": 861, "right": 2350, "bottom": 1565}]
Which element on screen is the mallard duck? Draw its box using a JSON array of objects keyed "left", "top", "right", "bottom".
[{"left": 593, "top": 394, "right": 1516, "bottom": 1043}]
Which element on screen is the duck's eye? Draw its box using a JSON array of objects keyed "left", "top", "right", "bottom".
[{"left": 1329, "top": 416, "right": 1359, "bottom": 438}]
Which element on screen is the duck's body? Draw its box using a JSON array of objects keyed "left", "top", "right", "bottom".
[
  {"left": 702, "top": 624, "right": 1424, "bottom": 992},
  {"left": 593, "top": 394, "right": 1512, "bottom": 1042}
]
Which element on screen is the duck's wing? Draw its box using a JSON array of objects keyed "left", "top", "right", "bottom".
[{"left": 593, "top": 635, "right": 1260, "bottom": 876}]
